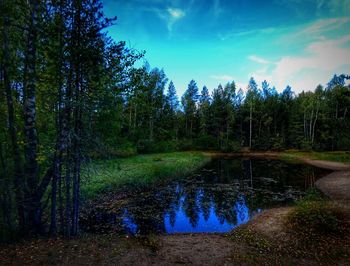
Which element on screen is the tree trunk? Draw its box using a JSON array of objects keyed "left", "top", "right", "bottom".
[
  {"left": 22, "top": 0, "right": 41, "bottom": 233},
  {"left": 2, "top": 1, "right": 26, "bottom": 230},
  {"left": 249, "top": 102, "right": 252, "bottom": 149},
  {"left": 0, "top": 141, "right": 13, "bottom": 231},
  {"left": 311, "top": 103, "right": 319, "bottom": 145},
  {"left": 309, "top": 109, "right": 313, "bottom": 142}
]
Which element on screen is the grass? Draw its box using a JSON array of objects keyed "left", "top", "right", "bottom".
[
  {"left": 81, "top": 151, "right": 211, "bottom": 199},
  {"left": 286, "top": 188, "right": 347, "bottom": 237},
  {"left": 280, "top": 150, "right": 350, "bottom": 163}
]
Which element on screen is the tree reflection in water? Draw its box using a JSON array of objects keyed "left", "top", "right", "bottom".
[{"left": 80, "top": 158, "right": 330, "bottom": 235}]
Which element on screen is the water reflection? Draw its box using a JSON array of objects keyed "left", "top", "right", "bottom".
[{"left": 80, "top": 158, "right": 329, "bottom": 235}]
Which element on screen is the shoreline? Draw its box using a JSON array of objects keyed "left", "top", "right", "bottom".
[{"left": 1, "top": 151, "right": 350, "bottom": 265}]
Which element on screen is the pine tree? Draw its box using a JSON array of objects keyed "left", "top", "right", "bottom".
[{"left": 181, "top": 80, "right": 199, "bottom": 138}]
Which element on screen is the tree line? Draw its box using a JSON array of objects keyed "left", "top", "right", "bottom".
[
  {"left": 120, "top": 71, "right": 350, "bottom": 153},
  {"left": 1, "top": 0, "right": 350, "bottom": 240}
]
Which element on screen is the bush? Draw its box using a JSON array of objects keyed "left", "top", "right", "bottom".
[
  {"left": 178, "top": 139, "right": 194, "bottom": 151},
  {"left": 300, "top": 139, "right": 313, "bottom": 151},
  {"left": 337, "top": 136, "right": 350, "bottom": 150},
  {"left": 137, "top": 140, "right": 178, "bottom": 153},
  {"left": 253, "top": 136, "right": 272, "bottom": 151},
  {"left": 227, "top": 140, "right": 241, "bottom": 152},
  {"left": 271, "top": 136, "right": 285, "bottom": 151},
  {"left": 112, "top": 141, "right": 137, "bottom": 157},
  {"left": 195, "top": 135, "right": 217, "bottom": 150}
]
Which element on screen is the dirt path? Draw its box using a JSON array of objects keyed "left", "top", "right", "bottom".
[
  {"left": 301, "top": 157, "right": 350, "bottom": 208},
  {"left": 302, "top": 158, "right": 350, "bottom": 171},
  {"left": 150, "top": 234, "right": 238, "bottom": 265}
]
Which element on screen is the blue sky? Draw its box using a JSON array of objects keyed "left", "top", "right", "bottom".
[{"left": 102, "top": 0, "right": 350, "bottom": 95}]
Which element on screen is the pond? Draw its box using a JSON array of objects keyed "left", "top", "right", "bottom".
[{"left": 80, "top": 157, "right": 330, "bottom": 235}]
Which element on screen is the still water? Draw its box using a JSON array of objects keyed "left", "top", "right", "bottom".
[{"left": 81, "top": 158, "right": 329, "bottom": 235}]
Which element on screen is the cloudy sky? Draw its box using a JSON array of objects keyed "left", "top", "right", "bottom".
[{"left": 102, "top": 0, "right": 350, "bottom": 94}]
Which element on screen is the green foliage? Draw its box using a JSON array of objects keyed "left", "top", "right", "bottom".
[
  {"left": 300, "top": 139, "right": 313, "bottom": 151},
  {"left": 195, "top": 134, "right": 217, "bottom": 150},
  {"left": 137, "top": 140, "right": 178, "bottom": 153},
  {"left": 302, "top": 187, "right": 324, "bottom": 201},
  {"left": 228, "top": 140, "right": 242, "bottom": 152},
  {"left": 271, "top": 136, "right": 285, "bottom": 151},
  {"left": 178, "top": 139, "right": 194, "bottom": 150},
  {"left": 337, "top": 136, "right": 350, "bottom": 150}
]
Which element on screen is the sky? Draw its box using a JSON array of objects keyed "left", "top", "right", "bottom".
[{"left": 102, "top": 0, "right": 350, "bottom": 95}]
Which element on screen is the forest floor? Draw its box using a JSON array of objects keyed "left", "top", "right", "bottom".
[{"left": 1, "top": 152, "right": 350, "bottom": 265}]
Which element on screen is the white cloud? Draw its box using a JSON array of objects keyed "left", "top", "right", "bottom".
[
  {"left": 303, "top": 17, "right": 350, "bottom": 34},
  {"left": 167, "top": 8, "right": 185, "bottom": 19},
  {"left": 281, "top": 17, "right": 350, "bottom": 44},
  {"left": 149, "top": 7, "right": 185, "bottom": 34},
  {"left": 218, "top": 27, "right": 275, "bottom": 41},
  {"left": 210, "top": 75, "right": 234, "bottom": 82},
  {"left": 254, "top": 34, "right": 350, "bottom": 92},
  {"left": 248, "top": 55, "right": 272, "bottom": 65}
]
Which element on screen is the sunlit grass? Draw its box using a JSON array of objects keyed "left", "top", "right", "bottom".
[{"left": 81, "top": 151, "right": 211, "bottom": 199}]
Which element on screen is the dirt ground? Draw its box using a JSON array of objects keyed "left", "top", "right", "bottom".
[
  {"left": 2, "top": 205, "right": 348, "bottom": 265},
  {"left": 307, "top": 158, "right": 350, "bottom": 219},
  {"left": 1, "top": 155, "right": 350, "bottom": 265}
]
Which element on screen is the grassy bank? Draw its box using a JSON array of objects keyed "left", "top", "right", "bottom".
[
  {"left": 81, "top": 151, "right": 211, "bottom": 199},
  {"left": 280, "top": 150, "right": 350, "bottom": 163}
]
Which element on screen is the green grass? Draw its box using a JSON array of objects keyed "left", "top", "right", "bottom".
[
  {"left": 81, "top": 151, "right": 211, "bottom": 199},
  {"left": 280, "top": 150, "right": 350, "bottom": 163}
]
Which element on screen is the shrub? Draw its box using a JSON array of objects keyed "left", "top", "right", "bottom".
[
  {"left": 337, "top": 136, "right": 350, "bottom": 150},
  {"left": 178, "top": 139, "right": 194, "bottom": 151},
  {"left": 137, "top": 140, "right": 178, "bottom": 153},
  {"left": 195, "top": 134, "right": 218, "bottom": 150},
  {"left": 300, "top": 139, "right": 313, "bottom": 151},
  {"left": 227, "top": 140, "right": 241, "bottom": 152},
  {"left": 271, "top": 136, "right": 285, "bottom": 151}
]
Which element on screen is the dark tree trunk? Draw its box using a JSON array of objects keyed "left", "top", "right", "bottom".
[
  {"left": 0, "top": 141, "right": 13, "bottom": 231},
  {"left": 50, "top": 0, "right": 66, "bottom": 236},
  {"left": 70, "top": 0, "right": 82, "bottom": 236},
  {"left": 2, "top": 0, "right": 26, "bottom": 230},
  {"left": 22, "top": 0, "right": 41, "bottom": 233}
]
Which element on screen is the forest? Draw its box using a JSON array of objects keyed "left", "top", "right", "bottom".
[{"left": 1, "top": 0, "right": 350, "bottom": 251}]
